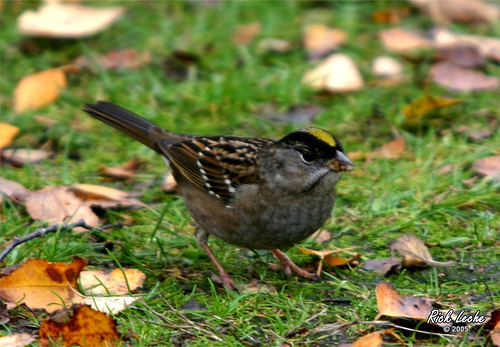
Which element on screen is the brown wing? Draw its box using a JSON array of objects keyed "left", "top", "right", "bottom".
[{"left": 157, "top": 136, "right": 274, "bottom": 206}]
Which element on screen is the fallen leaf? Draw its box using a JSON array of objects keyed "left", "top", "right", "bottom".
[
  {"left": 70, "top": 183, "right": 144, "bottom": 209},
  {"left": 0, "top": 333, "right": 35, "bottom": 347},
  {"left": 0, "top": 123, "right": 20, "bottom": 149},
  {"left": 324, "top": 253, "right": 362, "bottom": 267},
  {"left": 303, "top": 24, "right": 347, "bottom": 59},
  {"left": 437, "top": 45, "right": 485, "bottom": 68},
  {"left": 69, "top": 287, "right": 140, "bottom": 314},
  {"left": 80, "top": 268, "right": 146, "bottom": 295},
  {"left": 25, "top": 186, "right": 99, "bottom": 227},
  {"left": 233, "top": 22, "right": 261, "bottom": 45},
  {"left": 376, "top": 282, "right": 438, "bottom": 322},
  {"left": 1, "top": 149, "right": 53, "bottom": 166},
  {"left": 98, "top": 157, "right": 144, "bottom": 180},
  {"left": 39, "top": 305, "right": 121, "bottom": 347},
  {"left": 472, "top": 156, "right": 500, "bottom": 181},
  {"left": 13, "top": 68, "right": 66, "bottom": 113},
  {"left": 372, "top": 56, "right": 403, "bottom": 77},
  {"left": 0, "top": 177, "right": 29, "bottom": 202},
  {"left": 0, "top": 258, "right": 87, "bottom": 313},
  {"left": 368, "top": 137, "right": 406, "bottom": 159},
  {"left": 433, "top": 28, "right": 500, "bottom": 62},
  {"left": 363, "top": 257, "right": 402, "bottom": 275},
  {"left": 489, "top": 309, "right": 500, "bottom": 346},
  {"left": 310, "top": 229, "right": 331, "bottom": 243},
  {"left": 392, "top": 234, "right": 456, "bottom": 267},
  {"left": 402, "top": 95, "right": 461, "bottom": 127},
  {"left": 408, "top": 0, "right": 500, "bottom": 24},
  {"left": 75, "top": 49, "right": 151, "bottom": 71},
  {"left": 371, "top": 7, "right": 411, "bottom": 24},
  {"left": 352, "top": 328, "right": 402, "bottom": 347},
  {"left": 302, "top": 53, "right": 364, "bottom": 92},
  {"left": 378, "top": 27, "right": 433, "bottom": 52},
  {"left": 257, "top": 38, "right": 291, "bottom": 53},
  {"left": 430, "top": 62, "right": 499, "bottom": 92},
  {"left": 17, "top": 2, "right": 124, "bottom": 38},
  {"left": 297, "top": 246, "right": 358, "bottom": 275}
]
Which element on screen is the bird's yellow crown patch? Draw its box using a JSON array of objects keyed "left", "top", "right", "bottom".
[{"left": 305, "top": 128, "right": 336, "bottom": 147}]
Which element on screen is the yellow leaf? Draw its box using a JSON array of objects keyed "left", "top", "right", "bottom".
[
  {"left": 0, "top": 123, "right": 20, "bottom": 149},
  {"left": 403, "top": 95, "right": 461, "bottom": 124}
]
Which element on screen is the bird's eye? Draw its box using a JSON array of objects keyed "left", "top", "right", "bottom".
[{"left": 300, "top": 152, "right": 315, "bottom": 163}]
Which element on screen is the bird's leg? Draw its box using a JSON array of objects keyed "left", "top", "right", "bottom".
[
  {"left": 270, "top": 249, "right": 320, "bottom": 281},
  {"left": 196, "top": 228, "right": 239, "bottom": 290}
]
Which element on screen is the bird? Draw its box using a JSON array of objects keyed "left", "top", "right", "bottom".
[{"left": 83, "top": 101, "right": 354, "bottom": 289}]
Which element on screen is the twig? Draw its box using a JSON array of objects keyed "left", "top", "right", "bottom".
[{"left": 0, "top": 219, "right": 110, "bottom": 262}]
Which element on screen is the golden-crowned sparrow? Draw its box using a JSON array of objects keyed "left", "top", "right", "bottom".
[{"left": 83, "top": 101, "right": 354, "bottom": 289}]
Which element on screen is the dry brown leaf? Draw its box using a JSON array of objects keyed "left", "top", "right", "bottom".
[
  {"left": 376, "top": 282, "right": 436, "bottom": 322},
  {"left": 352, "top": 328, "right": 402, "bottom": 347},
  {"left": 303, "top": 24, "right": 347, "bottom": 59},
  {"left": 233, "top": 22, "right": 261, "bottom": 45},
  {"left": 70, "top": 183, "right": 144, "bottom": 209},
  {"left": 430, "top": 62, "right": 499, "bottom": 92},
  {"left": 402, "top": 95, "right": 461, "bottom": 127},
  {"left": 379, "top": 27, "right": 432, "bottom": 52},
  {"left": 433, "top": 28, "right": 500, "bottom": 62},
  {"left": 13, "top": 68, "right": 66, "bottom": 113},
  {"left": 368, "top": 137, "right": 406, "bottom": 160},
  {"left": 25, "top": 186, "right": 99, "bottom": 227},
  {"left": 0, "top": 177, "right": 29, "bottom": 202},
  {"left": 371, "top": 7, "right": 411, "bottom": 24},
  {"left": 0, "top": 258, "right": 87, "bottom": 313},
  {"left": 98, "top": 157, "right": 143, "bottom": 180},
  {"left": 0, "top": 332, "right": 35, "bottom": 347},
  {"left": 437, "top": 45, "right": 485, "bottom": 68},
  {"left": 257, "top": 38, "right": 291, "bottom": 53},
  {"left": 392, "top": 234, "right": 456, "bottom": 267},
  {"left": 75, "top": 49, "right": 151, "bottom": 71},
  {"left": 80, "top": 268, "right": 145, "bottom": 295},
  {"left": 310, "top": 229, "right": 331, "bottom": 243},
  {"left": 39, "top": 305, "right": 121, "bottom": 347},
  {"left": 302, "top": 53, "right": 364, "bottom": 92},
  {"left": 472, "top": 156, "right": 500, "bottom": 181},
  {"left": 363, "top": 257, "right": 403, "bottom": 275},
  {"left": 1, "top": 149, "right": 53, "bottom": 166},
  {"left": 18, "top": 2, "right": 124, "bottom": 38},
  {"left": 409, "top": 0, "right": 500, "bottom": 24},
  {"left": 0, "top": 123, "right": 20, "bottom": 150}
]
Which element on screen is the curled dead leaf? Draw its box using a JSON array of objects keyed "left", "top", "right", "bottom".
[
  {"left": 98, "top": 157, "right": 144, "bottom": 180},
  {"left": 70, "top": 183, "right": 144, "bottom": 209},
  {"left": 367, "top": 137, "right": 406, "bottom": 160},
  {"left": 392, "top": 234, "right": 456, "bottom": 267},
  {"left": 430, "top": 62, "right": 499, "bottom": 92},
  {"left": 1, "top": 149, "right": 54, "bottom": 166},
  {"left": 352, "top": 328, "right": 403, "bottom": 347},
  {"left": 0, "top": 177, "right": 29, "bottom": 202},
  {"left": 378, "top": 27, "right": 432, "bottom": 52}
]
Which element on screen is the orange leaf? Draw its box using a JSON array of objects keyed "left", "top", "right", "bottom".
[
  {"left": 324, "top": 253, "right": 362, "bottom": 267},
  {"left": 39, "top": 305, "right": 121, "bottom": 347},
  {"left": 13, "top": 68, "right": 67, "bottom": 113},
  {"left": 368, "top": 137, "right": 406, "bottom": 159},
  {"left": 303, "top": 24, "right": 347, "bottom": 59},
  {"left": 0, "top": 258, "right": 87, "bottom": 312},
  {"left": 0, "top": 123, "right": 20, "bottom": 149},
  {"left": 352, "top": 328, "right": 401, "bottom": 347},
  {"left": 233, "top": 22, "right": 261, "bottom": 45}
]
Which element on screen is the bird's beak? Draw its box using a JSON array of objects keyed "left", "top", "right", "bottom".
[{"left": 329, "top": 150, "right": 354, "bottom": 172}]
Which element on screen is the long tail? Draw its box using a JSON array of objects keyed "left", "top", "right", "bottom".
[{"left": 83, "top": 101, "right": 175, "bottom": 153}]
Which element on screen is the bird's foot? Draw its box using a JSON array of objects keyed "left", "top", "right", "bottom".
[{"left": 270, "top": 249, "right": 321, "bottom": 281}]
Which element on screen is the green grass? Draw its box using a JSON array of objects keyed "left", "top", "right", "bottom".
[{"left": 1, "top": 1, "right": 499, "bottom": 346}]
